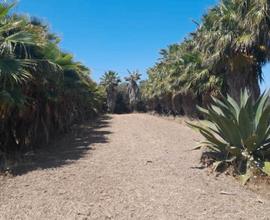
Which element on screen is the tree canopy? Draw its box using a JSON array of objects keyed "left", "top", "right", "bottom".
[
  {"left": 0, "top": 1, "right": 103, "bottom": 159},
  {"left": 142, "top": 0, "right": 270, "bottom": 115}
]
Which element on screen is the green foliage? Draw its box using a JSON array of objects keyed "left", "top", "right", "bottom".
[
  {"left": 125, "top": 70, "right": 141, "bottom": 112},
  {"left": 0, "top": 1, "right": 103, "bottom": 162},
  {"left": 100, "top": 71, "right": 121, "bottom": 89},
  {"left": 142, "top": 0, "right": 270, "bottom": 114},
  {"left": 188, "top": 90, "right": 270, "bottom": 183},
  {"left": 100, "top": 71, "right": 121, "bottom": 113},
  {"left": 100, "top": 70, "right": 145, "bottom": 113},
  {"left": 114, "top": 82, "right": 130, "bottom": 114}
]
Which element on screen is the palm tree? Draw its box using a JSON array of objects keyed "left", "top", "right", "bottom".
[
  {"left": 143, "top": 0, "right": 270, "bottom": 117},
  {"left": 195, "top": 0, "right": 270, "bottom": 102},
  {"left": 0, "top": 2, "right": 103, "bottom": 162},
  {"left": 100, "top": 71, "right": 121, "bottom": 113},
  {"left": 125, "top": 70, "right": 141, "bottom": 112},
  {"left": 144, "top": 41, "right": 219, "bottom": 116}
]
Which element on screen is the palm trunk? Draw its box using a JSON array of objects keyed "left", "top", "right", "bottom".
[
  {"left": 107, "top": 87, "right": 117, "bottom": 113},
  {"left": 128, "top": 82, "right": 140, "bottom": 112},
  {"left": 160, "top": 93, "right": 172, "bottom": 114},
  {"left": 227, "top": 70, "right": 260, "bottom": 104},
  {"left": 172, "top": 92, "right": 183, "bottom": 115},
  {"left": 182, "top": 92, "right": 197, "bottom": 117},
  {"left": 226, "top": 56, "right": 260, "bottom": 103}
]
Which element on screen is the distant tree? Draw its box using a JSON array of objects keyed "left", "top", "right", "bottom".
[
  {"left": 125, "top": 70, "right": 141, "bottom": 112},
  {"left": 100, "top": 71, "right": 121, "bottom": 113},
  {"left": 114, "top": 82, "right": 130, "bottom": 114}
]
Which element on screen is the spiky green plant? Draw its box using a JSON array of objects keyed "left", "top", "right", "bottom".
[{"left": 188, "top": 90, "right": 270, "bottom": 184}]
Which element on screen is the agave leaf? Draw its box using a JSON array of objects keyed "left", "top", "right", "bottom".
[
  {"left": 262, "top": 162, "right": 270, "bottom": 176},
  {"left": 240, "top": 89, "right": 249, "bottom": 108},
  {"left": 200, "top": 130, "right": 227, "bottom": 151},
  {"left": 226, "top": 94, "right": 240, "bottom": 119},
  {"left": 256, "top": 106, "right": 270, "bottom": 147},
  {"left": 208, "top": 108, "right": 242, "bottom": 147},
  {"left": 213, "top": 156, "right": 237, "bottom": 172},
  {"left": 213, "top": 161, "right": 225, "bottom": 172},
  {"left": 238, "top": 107, "right": 254, "bottom": 143},
  {"left": 211, "top": 105, "right": 224, "bottom": 116},
  {"left": 187, "top": 122, "right": 227, "bottom": 151},
  {"left": 239, "top": 170, "right": 252, "bottom": 185},
  {"left": 226, "top": 156, "right": 237, "bottom": 163},
  {"left": 197, "top": 105, "right": 209, "bottom": 115},
  {"left": 192, "top": 145, "right": 203, "bottom": 151},
  {"left": 211, "top": 96, "right": 236, "bottom": 119},
  {"left": 254, "top": 90, "right": 266, "bottom": 110},
  {"left": 255, "top": 91, "right": 269, "bottom": 128},
  {"left": 201, "top": 120, "right": 224, "bottom": 137}
]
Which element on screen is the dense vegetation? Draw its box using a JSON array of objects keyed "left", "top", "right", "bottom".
[
  {"left": 139, "top": 0, "right": 270, "bottom": 182},
  {"left": 100, "top": 71, "right": 121, "bottom": 113},
  {"left": 100, "top": 70, "right": 144, "bottom": 113},
  {"left": 0, "top": 2, "right": 103, "bottom": 165},
  {"left": 142, "top": 0, "right": 270, "bottom": 116},
  {"left": 1, "top": 0, "right": 270, "bottom": 185},
  {"left": 189, "top": 90, "right": 270, "bottom": 183}
]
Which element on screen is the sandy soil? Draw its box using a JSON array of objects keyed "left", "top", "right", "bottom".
[{"left": 1, "top": 114, "right": 270, "bottom": 220}]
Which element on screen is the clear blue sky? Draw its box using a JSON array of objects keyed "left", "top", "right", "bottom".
[{"left": 16, "top": 0, "right": 269, "bottom": 90}]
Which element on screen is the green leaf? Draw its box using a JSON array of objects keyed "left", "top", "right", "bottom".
[
  {"left": 239, "top": 170, "right": 252, "bottom": 185},
  {"left": 262, "top": 162, "right": 270, "bottom": 176},
  {"left": 0, "top": 2, "right": 15, "bottom": 18}
]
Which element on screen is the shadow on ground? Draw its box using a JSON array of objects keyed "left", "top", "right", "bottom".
[{"left": 11, "top": 115, "right": 112, "bottom": 176}]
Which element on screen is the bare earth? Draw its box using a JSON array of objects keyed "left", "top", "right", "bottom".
[{"left": 1, "top": 114, "right": 270, "bottom": 220}]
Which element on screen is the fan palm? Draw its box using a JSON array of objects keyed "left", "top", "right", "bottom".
[
  {"left": 143, "top": 0, "right": 270, "bottom": 117},
  {"left": 100, "top": 71, "right": 121, "bottom": 113},
  {"left": 125, "top": 70, "right": 141, "bottom": 112},
  {"left": 0, "top": 2, "right": 103, "bottom": 163},
  {"left": 195, "top": 0, "right": 270, "bottom": 102}
]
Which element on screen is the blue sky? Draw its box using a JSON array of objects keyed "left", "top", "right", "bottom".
[{"left": 16, "top": 0, "right": 269, "bottom": 90}]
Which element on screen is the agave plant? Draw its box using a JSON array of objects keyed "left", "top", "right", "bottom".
[{"left": 188, "top": 90, "right": 270, "bottom": 183}]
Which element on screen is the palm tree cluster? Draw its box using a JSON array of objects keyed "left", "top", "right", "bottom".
[
  {"left": 142, "top": 0, "right": 270, "bottom": 116},
  {"left": 100, "top": 70, "right": 142, "bottom": 113},
  {"left": 0, "top": 2, "right": 103, "bottom": 160}
]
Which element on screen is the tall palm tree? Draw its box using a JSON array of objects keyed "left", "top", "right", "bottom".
[
  {"left": 144, "top": 40, "right": 221, "bottom": 115},
  {"left": 143, "top": 0, "right": 270, "bottom": 117},
  {"left": 0, "top": 2, "right": 103, "bottom": 162},
  {"left": 195, "top": 0, "right": 270, "bottom": 102},
  {"left": 125, "top": 70, "right": 141, "bottom": 112},
  {"left": 100, "top": 71, "right": 121, "bottom": 113}
]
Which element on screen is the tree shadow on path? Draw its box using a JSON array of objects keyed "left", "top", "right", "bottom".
[{"left": 11, "top": 115, "right": 112, "bottom": 176}]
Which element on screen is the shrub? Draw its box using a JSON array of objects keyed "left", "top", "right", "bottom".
[{"left": 188, "top": 90, "right": 270, "bottom": 184}]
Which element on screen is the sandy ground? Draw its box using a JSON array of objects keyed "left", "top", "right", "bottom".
[{"left": 1, "top": 113, "right": 270, "bottom": 220}]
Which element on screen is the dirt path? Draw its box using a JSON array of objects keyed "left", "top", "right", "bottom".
[{"left": 1, "top": 114, "right": 270, "bottom": 219}]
